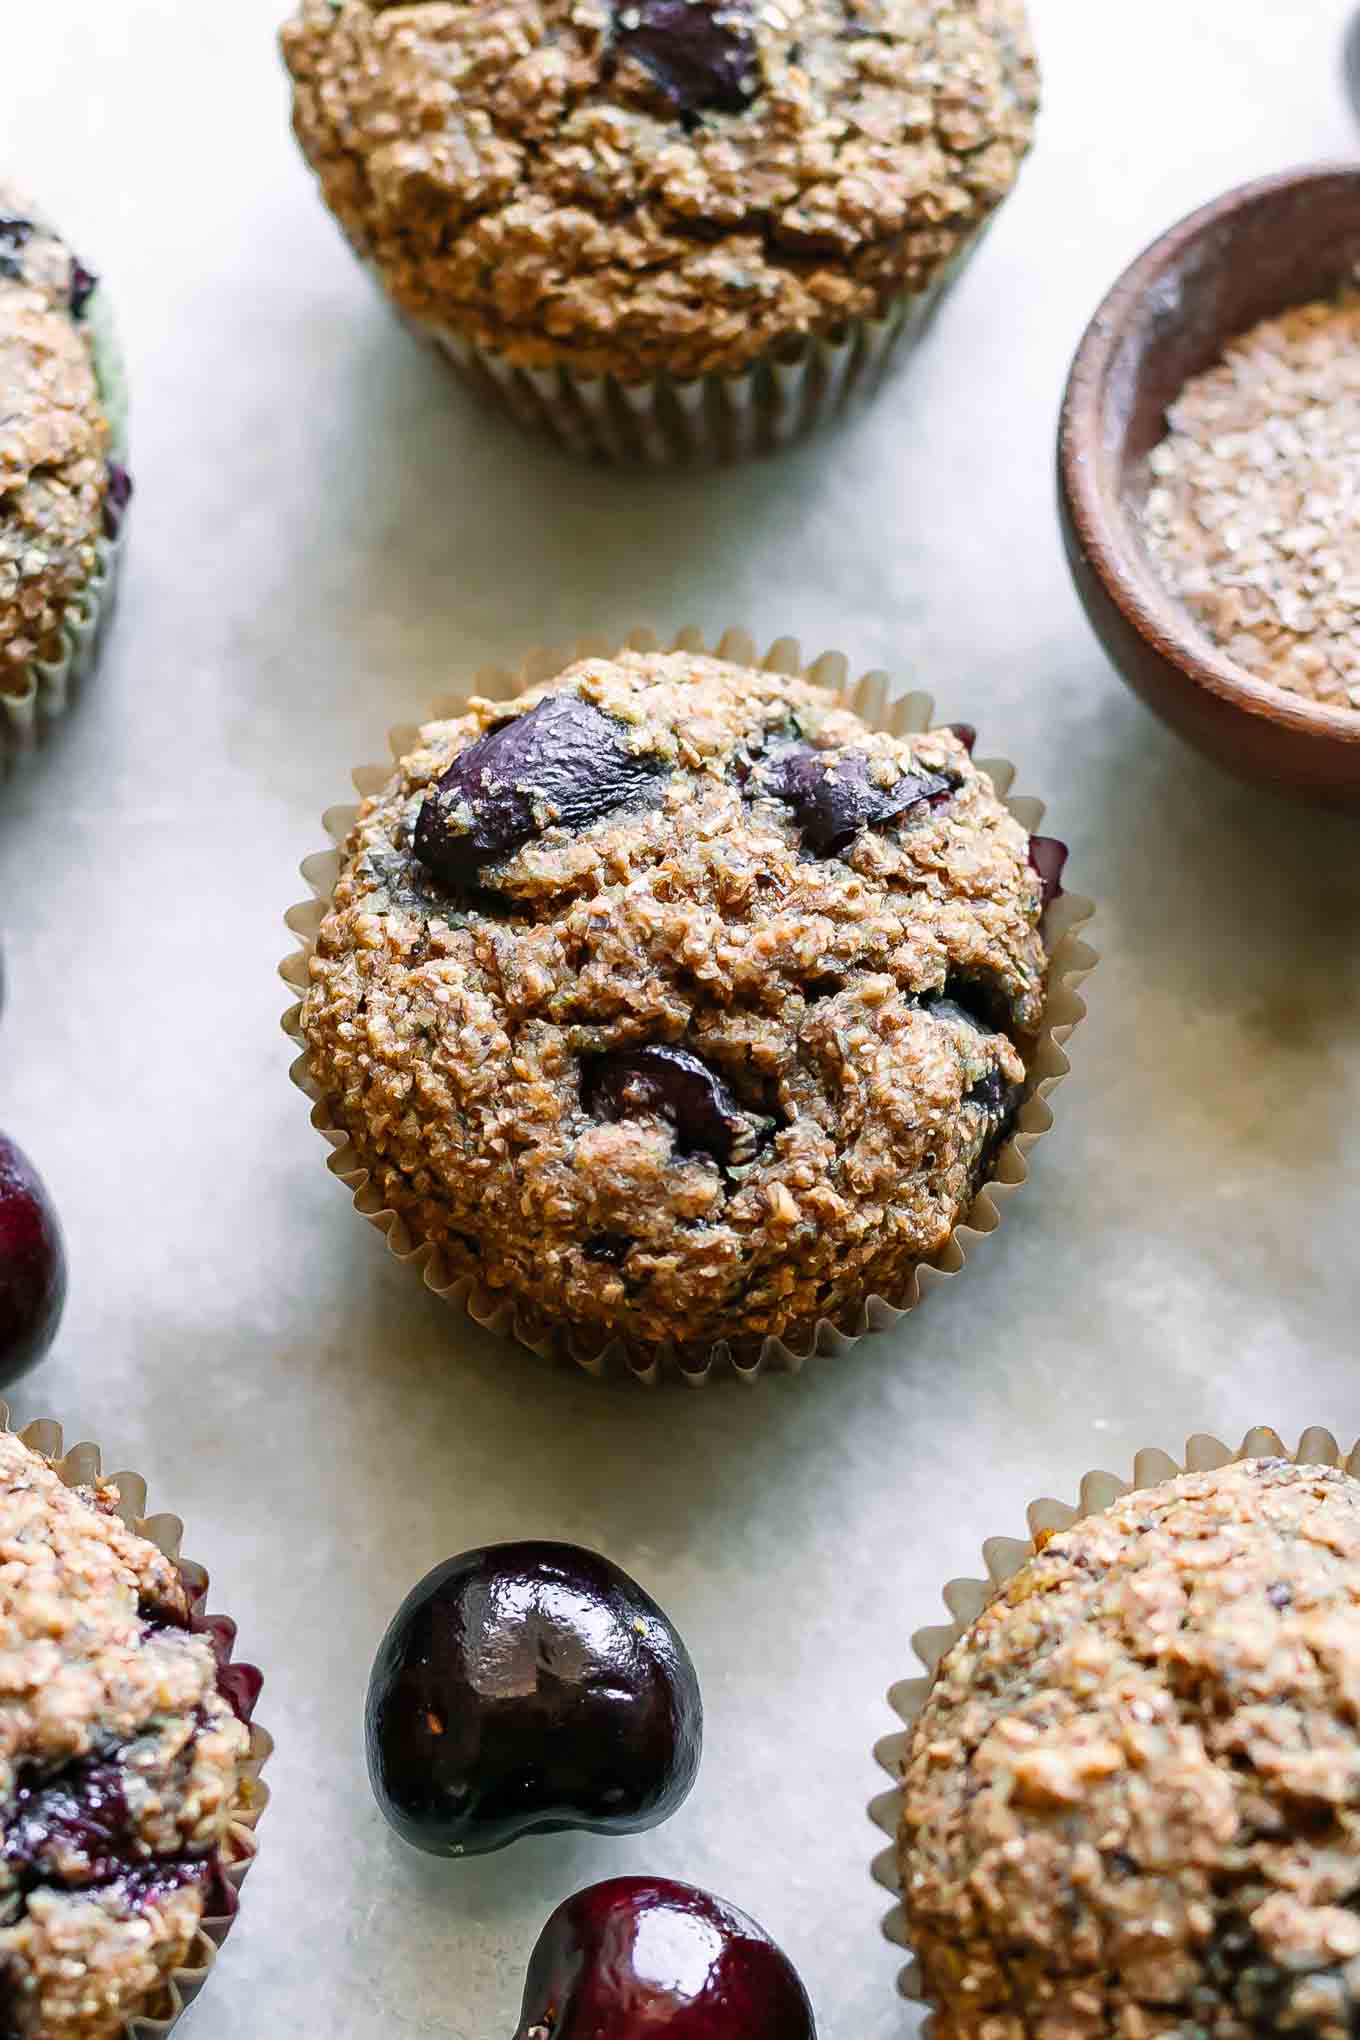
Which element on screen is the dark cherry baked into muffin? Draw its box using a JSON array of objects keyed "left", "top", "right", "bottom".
[
  {"left": 900, "top": 1460, "right": 1360, "bottom": 2039},
  {"left": 301, "top": 650, "right": 1054, "bottom": 1363},
  {"left": 0, "top": 196, "right": 122, "bottom": 708},
  {"left": 0, "top": 1432, "right": 252, "bottom": 2038}
]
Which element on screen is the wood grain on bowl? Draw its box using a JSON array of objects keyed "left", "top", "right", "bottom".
[{"left": 1058, "top": 165, "right": 1360, "bottom": 810}]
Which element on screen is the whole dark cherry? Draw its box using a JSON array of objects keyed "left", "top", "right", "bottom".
[
  {"left": 366, "top": 1542, "right": 702, "bottom": 1857},
  {"left": 0, "top": 1135, "right": 66, "bottom": 1386},
  {"left": 512, "top": 1877, "right": 818, "bottom": 2039}
]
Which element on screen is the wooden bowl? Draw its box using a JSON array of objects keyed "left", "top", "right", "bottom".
[{"left": 1058, "top": 165, "right": 1360, "bottom": 810}]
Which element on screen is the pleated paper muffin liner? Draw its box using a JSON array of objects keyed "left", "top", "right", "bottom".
[
  {"left": 281, "top": 624, "right": 1097, "bottom": 1386},
  {"left": 1, "top": 239, "right": 131, "bottom": 776},
  {"left": 383, "top": 232, "right": 982, "bottom": 468},
  {"left": 0, "top": 1405, "right": 272, "bottom": 2039},
  {"left": 869, "top": 1424, "right": 1360, "bottom": 2024}
]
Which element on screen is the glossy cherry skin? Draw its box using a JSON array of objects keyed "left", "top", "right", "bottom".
[
  {"left": 512, "top": 1877, "right": 818, "bottom": 2039},
  {"left": 366, "top": 1543, "right": 702, "bottom": 1858},
  {"left": 0, "top": 1136, "right": 66, "bottom": 1386}
]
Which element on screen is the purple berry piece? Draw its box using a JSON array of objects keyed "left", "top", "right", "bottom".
[
  {"left": 612, "top": 0, "right": 760, "bottom": 118},
  {"left": 965, "top": 1066, "right": 1022, "bottom": 1119},
  {"left": 0, "top": 1136, "right": 66, "bottom": 1388},
  {"left": 216, "top": 1662, "right": 263, "bottom": 1725},
  {"left": 1028, "top": 835, "right": 1068, "bottom": 914},
  {"left": 102, "top": 461, "right": 133, "bottom": 541},
  {"left": 366, "top": 1542, "right": 702, "bottom": 1858},
  {"left": 929, "top": 971, "right": 1015, "bottom": 1039},
  {"left": 0, "top": 219, "right": 33, "bottom": 283},
  {"left": 413, "top": 695, "right": 666, "bottom": 891},
  {"left": 4, "top": 1755, "right": 131, "bottom": 1887},
  {"left": 513, "top": 1877, "right": 817, "bottom": 2039},
  {"left": 585, "top": 1232, "right": 633, "bottom": 1263},
  {"left": 584, "top": 1043, "right": 759, "bottom": 1170},
  {"left": 760, "top": 743, "right": 956, "bottom": 857},
  {"left": 68, "top": 259, "right": 97, "bottom": 317},
  {"left": 115, "top": 1854, "right": 232, "bottom": 1917}
]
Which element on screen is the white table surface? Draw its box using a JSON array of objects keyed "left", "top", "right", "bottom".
[{"left": 2, "top": 3, "right": 1359, "bottom": 2033}]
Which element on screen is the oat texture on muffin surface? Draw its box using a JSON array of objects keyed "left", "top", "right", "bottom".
[
  {"left": 0, "top": 1431, "right": 251, "bottom": 2039},
  {"left": 280, "top": 0, "right": 1039, "bottom": 381},
  {"left": 300, "top": 649, "right": 1050, "bottom": 1363},
  {"left": 900, "top": 1458, "right": 1360, "bottom": 2039},
  {"left": 0, "top": 197, "right": 111, "bottom": 698}
]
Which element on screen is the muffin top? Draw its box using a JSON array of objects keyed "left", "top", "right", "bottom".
[
  {"left": 0, "top": 194, "right": 112, "bottom": 694},
  {"left": 0, "top": 1432, "right": 251, "bottom": 2039},
  {"left": 901, "top": 1458, "right": 1360, "bottom": 2039},
  {"left": 281, "top": 0, "right": 1038, "bottom": 380},
  {"left": 301, "top": 649, "right": 1049, "bottom": 1361}
]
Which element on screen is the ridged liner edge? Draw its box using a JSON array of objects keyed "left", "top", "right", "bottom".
[{"left": 353, "top": 227, "right": 988, "bottom": 467}]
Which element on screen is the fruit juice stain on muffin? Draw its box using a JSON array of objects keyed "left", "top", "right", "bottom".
[
  {"left": 1139, "top": 292, "right": 1360, "bottom": 714},
  {"left": 280, "top": 0, "right": 1039, "bottom": 383},
  {"left": 301, "top": 649, "right": 1051, "bottom": 1361},
  {"left": 0, "top": 194, "right": 114, "bottom": 697},
  {"left": 900, "top": 1459, "right": 1360, "bottom": 2040},
  {"left": 0, "top": 1431, "right": 252, "bottom": 2039}
]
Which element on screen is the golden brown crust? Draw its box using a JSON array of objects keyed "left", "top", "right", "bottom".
[
  {"left": 301, "top": 649, "right": 1047, "bottom": 1360},
  {"left": 280, "top": 0, "right": 1039, "bottom": 380},
  {"left": 0, "top": 194, "right": 109, "bottom": 691},
  {"left": 900, "top": 1460, "right": 1360, "bottom": 2038}
]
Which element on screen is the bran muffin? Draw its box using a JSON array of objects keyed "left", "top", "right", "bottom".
[
  {"left": 899, "top": 1458, "right": 1360, "bottom": 2038},
  {"left": 279, "top": 0, "right": 1039, "bottom": 460},
  {"left": 298, "top": 647, "right": 1059, "bottom": 1366},
  {"left": 0, "top": 193, "right": 130, "bottom": 769},
  {"left": 0, "top": 1428, "right": 261, "bottom": 2038}
]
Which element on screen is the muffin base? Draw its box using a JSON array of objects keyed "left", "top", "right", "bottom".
[
  {"left": 0, "top": 1405, "right": 272, "bottom": 2039},
  {"left": 389, "top": 234, "right": 983, "bottom": 468},
  {"left": 869, "top": 1424, "right": 1360, "bottom": 2020},
  {"left": 0, "top": 260, "right": 130, "bottom": 777},
  {"left": 282, "top": 625, "right": 1095, "bottom": 1386}
]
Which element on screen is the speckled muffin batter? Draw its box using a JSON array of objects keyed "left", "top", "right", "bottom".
[
  {"left": 301, "top": 649, "right": 1052, "bottom": 1361},
  {"left": 280, "top": 0, "right": 1038, "bottom": 381},
  {"left": 900, "top": 1459, "right": 1360, "bottom": 2038},
  {"left": 0, "top": 1433, "right": 251, "bottom": 2039},
  {"left": 0, "top": 197, "right": 113, "bottom": 693}
]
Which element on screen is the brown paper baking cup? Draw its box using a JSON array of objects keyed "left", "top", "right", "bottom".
[
  {"left": 386, "top": 232, "right": 982, "bottom": 467},
  {"left": 869, "top": 1424, "right": 1360, "bottom": 2021},
  {"left": 0, "top": 260, "right": 130, "bottom": 776},
  {"left": 0, "top": 1405, "right": 272, "bottom": 2039},
  {"left": 281, "top": 625, "right": 1097, "bottom": 1386}
]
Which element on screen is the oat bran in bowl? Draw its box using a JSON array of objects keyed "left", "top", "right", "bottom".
[
  {"left": 279, "top": 0, "right": 1040, "bottom": 464},
  {"left": 871, "top": 1427, "right": 1360, "bottom": 2036},
  {"left": 1060, "top": 165, "right": 1360, "bottom": 809},
  {"left": 281, "top": 628, "right": 1095, "bottom": 1385}
]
